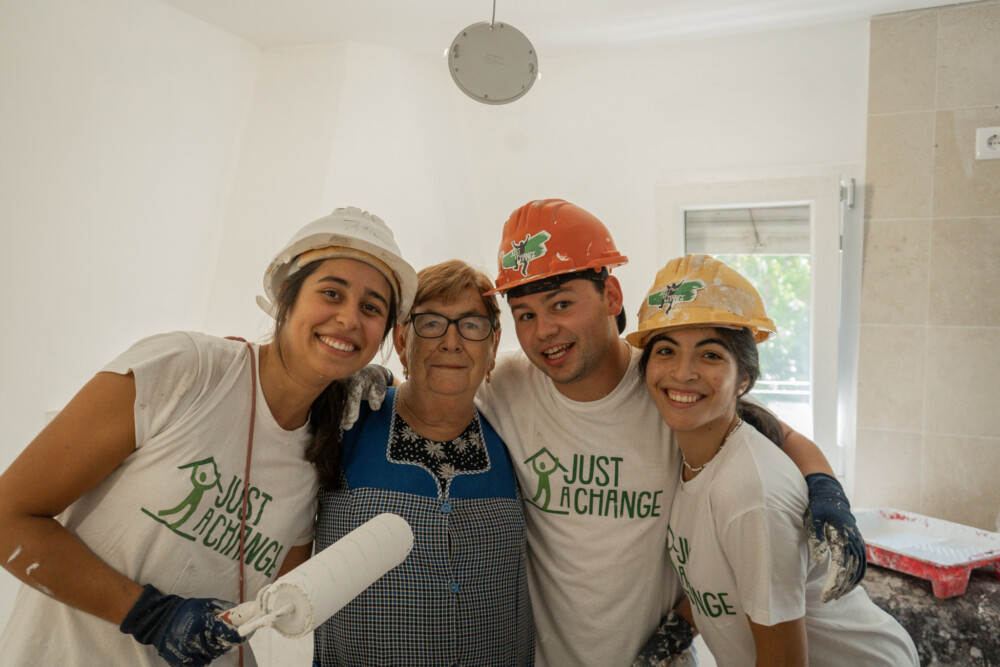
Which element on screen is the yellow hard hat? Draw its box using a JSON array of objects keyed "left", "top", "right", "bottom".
[{"left": 625, "top": 254, "right": 776, "bottom": 348}]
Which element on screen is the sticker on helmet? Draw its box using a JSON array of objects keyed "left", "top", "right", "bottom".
[
  {"left": 647, "top": 279, "right": 705, "bottom": 314},
  {"left": 501, "top": 231, "right": 552, "bottom": 277}
]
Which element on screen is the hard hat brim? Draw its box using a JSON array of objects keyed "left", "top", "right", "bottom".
[{"left": 259, "top": 208, "right": 417, "bottom": 320}]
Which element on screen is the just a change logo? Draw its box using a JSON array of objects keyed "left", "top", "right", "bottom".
[
  {"left": 141, "top": 457, "right": 286, "bottom": 576},
  {"left": 523, "top": 448, "right": 663, "bottom": 519}
]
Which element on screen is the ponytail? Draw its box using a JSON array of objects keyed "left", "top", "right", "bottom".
[{"left": 737, "top": 398, "right": 784, "bottom": 447}]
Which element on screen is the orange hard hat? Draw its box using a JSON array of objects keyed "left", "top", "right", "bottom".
[{"left": 488, "top": 199, "right": 628, "bottom": 295}]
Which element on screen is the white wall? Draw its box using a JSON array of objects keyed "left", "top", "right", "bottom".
[
  {"left": 0, "top": 0, "right": 871, "bottom": 651},
  {"left": 205, "top": 20, "right": 870, "bottom": 369},
  {"left": 0, "top": 0, "right": 259, "bottom": 624}
]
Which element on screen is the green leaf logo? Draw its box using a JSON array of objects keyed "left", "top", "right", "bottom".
[
  {"left": 647, "top": 279, "right": 705, "bottom": 314},
  {"left": 501, "top": 231, "right": 552, "bottom": 277}
]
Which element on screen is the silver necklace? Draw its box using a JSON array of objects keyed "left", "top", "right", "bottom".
[{"left": 682, "top": 418, "right": 743, "bottom": 473}]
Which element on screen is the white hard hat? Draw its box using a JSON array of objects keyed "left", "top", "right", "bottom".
[{"left": 257, "top": 207, "right": 417, "bottom": 320}]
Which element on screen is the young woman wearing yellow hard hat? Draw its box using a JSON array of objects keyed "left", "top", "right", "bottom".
[{"left": 629, "top": 254, "right": 918, "bottom": 666}]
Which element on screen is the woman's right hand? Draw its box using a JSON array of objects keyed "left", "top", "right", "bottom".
[
  {"left": 120, "top": 584, "right": 245, "bottom": 667},
  {"left": 0, "top": 370, "right": 144, "bottom": 624}
]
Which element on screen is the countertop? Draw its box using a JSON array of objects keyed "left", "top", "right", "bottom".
[{"left": 862, "top": 563, "right": 999, "bottom": 666}]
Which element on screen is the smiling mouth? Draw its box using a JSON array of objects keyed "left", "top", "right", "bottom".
[
  {"left": 318, "top": 334, "right": 357, "bottom": 353},
  {"left": 666, "top": 390, "right": 703, "bottom": 404},
  {"left": 541, "top": 343, "right": 571, "bottom": 360}
]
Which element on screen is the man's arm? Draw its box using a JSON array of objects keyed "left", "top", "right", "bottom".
[
  {"left": 777, "top": 422, "right": 866, "bottom": 602},
  {"left": 779, "top": 424, "right": 834, "bottom": 476}
]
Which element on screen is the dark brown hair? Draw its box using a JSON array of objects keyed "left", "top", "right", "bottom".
[
  {"left": 505, "top": 268, "right": 626, "bottom": 333},
  {"left": 273, "top": 259, "right": 398, "bottom": 489},
  {"left": 638, "top": 326, "right": 784, "bottom": 446}
]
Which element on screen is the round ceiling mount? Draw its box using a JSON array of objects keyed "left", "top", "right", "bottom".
[{"left": 448, "top": 21, "right": 538, "bottom": 105}]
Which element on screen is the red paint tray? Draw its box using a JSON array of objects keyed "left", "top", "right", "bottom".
[{"left": 856, "top": 508, "right": 1000, "bottom": 598}]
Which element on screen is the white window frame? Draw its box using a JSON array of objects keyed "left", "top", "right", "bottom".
[{"left": 655, "top": 169, "right": 864, "bottom": 485}]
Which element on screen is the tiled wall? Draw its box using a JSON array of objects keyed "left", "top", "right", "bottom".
[{"left": 857, "top": 0, "right": 1000, "bottom": 530}]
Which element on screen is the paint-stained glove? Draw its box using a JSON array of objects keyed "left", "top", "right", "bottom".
[
  {"left": 804, "top": 472, "right": 867, "bottom": 602},
  {"left": 632, "top": 609, "right": 695, "bottom": 666},
  {"left": 341, "top": 365, "right": 393, "bottom": 430},
  {"left": 120, "top": 584, "right": 244, "bottom": 667}
]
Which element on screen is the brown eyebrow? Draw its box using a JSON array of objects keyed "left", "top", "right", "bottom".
[
  {"left": 509, "top": 286, "right": 571, "bottom": 311},
  {"left": 539, "top": 286, "right": 574, "bottom": 303},
  {"left": 317, "top": 275, "right": 390, "bottom": 308}
]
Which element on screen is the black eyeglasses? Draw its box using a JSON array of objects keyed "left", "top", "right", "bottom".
[{"left": 409, "top": 312, "right": 495, "bottom": 341}]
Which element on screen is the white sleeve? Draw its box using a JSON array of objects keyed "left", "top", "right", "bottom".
[
  {"left": 718, "top": 504, "right": 808, "bottom": 626},
  {"left": 101, "top": 332, "right": 209, "bottom": 449}
]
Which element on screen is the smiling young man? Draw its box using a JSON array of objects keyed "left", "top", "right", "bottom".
[{"left": 474, "top": 199, "right": 865, "bottom": 667}]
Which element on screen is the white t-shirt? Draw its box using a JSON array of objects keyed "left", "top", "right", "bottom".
[
  {"left": 0, "top": 332, "right": 319, "bottom": 667},
  {"left": 477, "top": 347, "right": 685, "bottom": 667},
  {"left": 667, "top": 423, "right": 918, "bottom": 667}
]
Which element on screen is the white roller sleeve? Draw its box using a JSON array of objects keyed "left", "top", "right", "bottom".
[{"left": 222, "top": 512, "right": 413, "bottom": 638}]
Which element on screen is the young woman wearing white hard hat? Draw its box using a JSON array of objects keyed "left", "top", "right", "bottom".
[
  {"left": 629, "top": 254, "right": 918, "bottom": 666},
  {"left": 0, "top": 207, "right": 416, "bottom": 667}
]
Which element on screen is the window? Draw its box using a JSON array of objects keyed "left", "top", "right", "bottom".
[
  {"left": 656, "top": 172, "right": 863, "bottom": 481},
  {"left": 685, "top": 206, "right": 813, "bottom": 437}
]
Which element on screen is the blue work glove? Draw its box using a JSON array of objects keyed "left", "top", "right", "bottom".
[
  {"left": 804, "top": 472, "right": 867, "bottom": 602},
  {"left": 341, "top": 365, "right": 392, "bottom": 430},
  {"left": 631, "top": 609, "right": 695, "bottom": 666},
  {"left": 120, "top": 584, "right": 245, "bottom": 667}
]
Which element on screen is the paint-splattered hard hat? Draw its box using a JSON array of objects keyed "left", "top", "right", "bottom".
[
  {"left": 257, "top": 207, "right": 417, "bottom": 320},
  {"left": 626, "top": 254, "right": 776, "bottom": 348}
]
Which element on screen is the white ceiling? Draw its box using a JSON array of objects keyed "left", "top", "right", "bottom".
[{"left": 156, "top": 0, "right": 947, "bottom": 57}]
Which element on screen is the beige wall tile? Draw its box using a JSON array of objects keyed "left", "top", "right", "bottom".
[
  {"left": 861, "top": 219, "right": 930, "bottom": 324},
  {"left": 857, "top": 324, "right": 925, "bottom": 430},
  {"left": 924, "top": 326, "right": 1000, "bottom": 438},
  {"left": 861, "top": 1, "right": 1000, "bottom": 532},
  {"left": 937, "top": 1, "right": 1000, "bottom": 109},
  {"left": 921, "top": 433, "right": 1000, "bottom": 530},
  {"left": 929, "top": 218, "right": 1000, "bottom": 326},
  {"left": 854, "top": 428, "right": 922, "bottom": 511},
  {"left": 932, "top": 107, "right": 1000, "bottom": 217},
  {"left": 865, "top": 112, "right": 935, "bottom": 219},
  {"left": 869, "top": 11, "right": 937, "bottom": 114}
]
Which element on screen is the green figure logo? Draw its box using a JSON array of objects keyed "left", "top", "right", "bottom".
[
  {"left": 501, "top": 231, "right": 552, "bottom": 277},
  {"left": 142, "top": 457, "right": 223, "bottom": 541},
  {"left": 523, "top": 448, "right": 568, "bottom": 514},
  {"left": 647, "top": 279, "right": 705, "bottom": 315}
]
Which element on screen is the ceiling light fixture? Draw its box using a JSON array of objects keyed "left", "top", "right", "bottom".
[{"left": 447, "top": 0, "right": 539, "bottom": 105}]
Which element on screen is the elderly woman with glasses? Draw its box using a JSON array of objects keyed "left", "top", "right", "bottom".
[{"left": 312, "top": 259, "right": 534, "bottom": 667}]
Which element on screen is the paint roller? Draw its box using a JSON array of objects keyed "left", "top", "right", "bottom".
[{"left": 219, "top": 512, "right": 413, "bottom": 638}]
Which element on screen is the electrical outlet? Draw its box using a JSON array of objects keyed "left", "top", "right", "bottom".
[{"left": 975, "top": 126, "right": 1000, "bottom": 160}]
